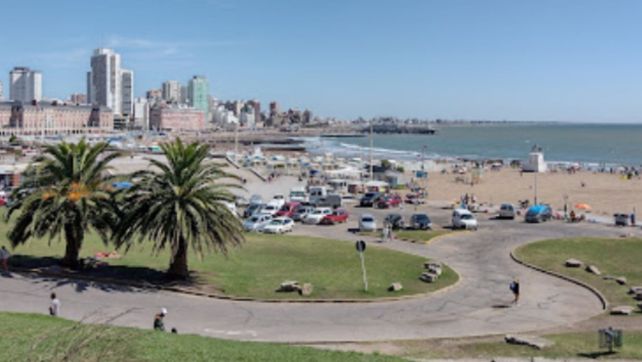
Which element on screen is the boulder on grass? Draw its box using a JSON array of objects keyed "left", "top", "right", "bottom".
[
  {"left": 388, "top": 282, "right": 403, "bottom": 292},
  {"left": 565, "top": 259, "right": 583, "bottom": 268},
  {"left": 585, "top": 265, "right": 601, "bottom": 275},
  {"left": 632, "top": 293, "right": 642, "bottom": 301},
  {"left": 628, "top": 286, "right": 642, "bottom": 295},
  {"left": 276, "top": 281, "right": 300, "bottom": 293},
  {"left": 504, "top": 335, "right": 553, "bottom": 349},
  {"left": 419, "top": 272, "right": 438, "bottom": 283},
  {"left": 298, "top": 283, "right": 313, "bottom": 296},
  {"left": 428, "top": 265, "right": 443, "bottom": 276},
  {"left": 610, "top": 306, "right": 634, "bottom": 315},
  {"left": 424, "top": 261, "right": 442, "bottom": 270},
  {"left": 616, "top": 277, "right": 628, "bottom": 285}
]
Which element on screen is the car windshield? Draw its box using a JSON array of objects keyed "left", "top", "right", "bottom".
[
  {"left": 364, "top": 193, "right": 376, "bottom": 198},
  {"left": 249, "top": 216, "right": 259, "bottom": 222},
  {"left": 312, "top": 210, "right": 324, "bottom": 215},
  {"left": 269, "top": 220, "right": 282, "bottom": 225},
  {"left": 291, "top": 191, "right": 305, "bottom": 197},
  {"left": 461, "top": 214, "right": 474, "bottom": 220},
  {"left": 413, "top": 215, "right": 429, "bottom": 221},
  {"left": 362, "top": 217, "right": 374, "bottom": 222}
]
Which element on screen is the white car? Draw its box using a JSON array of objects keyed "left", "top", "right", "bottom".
[
  {"left": 243, "top": 214, "right": 273, "bottom": 232},
  {"left": 303, "top": 207, "right": 333, "bottom": 224},
  {"left": 270, "top": 194, "right": 286, "bottom": 209},
  {"left": 498, "top": 203, "right": 516, "bottom": 219},
  {"left": 359, "top": 214, "right": 377, "bottom": 232},
  {"left": 260, "top": 203, "right": 280, "bottom": 216},
  {"left": 261, "top": 217, "right": 294, "bottom": 234},
  {"left": 452, "top": 208, "right": 478, "bottom": 230},
  {"left": 289, "top": 187, "right": 308, "bottom": 203}
]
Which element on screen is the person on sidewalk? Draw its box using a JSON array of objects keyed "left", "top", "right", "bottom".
[
  {"left": 49, "top": 293, "right": 61, "bottom": 316},
  {"left": 154, "top": 308, "right": 167, "bottom": 331},
  {"left": 510, "top": 279, "right": 520, "bottom": 304},
  {"left": 0, "top": 246, "right": 10, "bottom": 272}
]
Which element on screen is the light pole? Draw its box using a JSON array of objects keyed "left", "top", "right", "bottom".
[
  {"left": 533, "top": 171, "right": 538, "bottom": 205},
  {"left": 369, "top": 121, "right": 374, "bottom": 181}
]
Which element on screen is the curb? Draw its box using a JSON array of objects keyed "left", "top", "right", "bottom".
[
  {"left": 509, "top": 249, "right": 608, "bottom": 311},
  {"left": 9, "top": 262, "right": 460, "bottom": 304},
  {"left": 396, "top": 230, "right": 469, "bottom": 245}
]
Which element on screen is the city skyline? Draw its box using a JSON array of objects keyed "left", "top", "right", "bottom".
[{"left": 2, "top": 0, "right": 642, "bottom": 122}]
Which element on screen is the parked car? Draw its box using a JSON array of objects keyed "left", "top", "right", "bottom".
[
  {"left": 359, "top": 192, "right": 381, "bottom": 207},
  {"left": 260, "top": 203, "right": 280, "bottom": 216},
  {"left": 308, "top": 186, "right": 328, "bottom": 205},
  {"left": 384, "top": 213, "right": 405, "bottom": 230},
  {"left": 292, "top": 205, "right": 315, "bottom": 222},
  {"left": 320, "top": 208, "right": 349, "bottom": 225},
  {"left": 405, "top": 193, "right": 426, "bottom": 205},
  {"left": 270, "top": 194, "right": 286, "bottom": 209},
  {"left": 409, "top": 213, "right": 432, "bottom": 230},
  {"left": 498, "top": 203, "right": 516, "bottom": 219},
  {"left": 243, "top": 203, "right": 264, "bottom": 218},
  {"left": 289, "top": 187, "right": 308, "bottom": 203},
  {"left": 261, "top": 217, "right": 294, "bottom": 234},
  {"left": 452, "top": 208, "right": 478, "bottom": 230},
  {"left": 303, "top": 207, "right": 333, "bottom": 224},
  {"left": 525, "top": 204, "right": 552, "bottom": 223},
  {"left": 314, "top": 194, "right": 342, "bottom": 209},
  {"left": 249, "top": 194, "right": 263, "bottom": 205},
  {"left": 359, "top": 214, "right": 378, "bottom": 232},
  {"left": 275, "top": 202, "right": 301, "bottom": 218},
  {"left": 376, "top": 194, "right": 402, "bottom": 209},
  {"left": 242, "top": 213, "right": 273, "bottom": 232}
]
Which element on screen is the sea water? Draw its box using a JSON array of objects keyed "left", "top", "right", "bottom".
[{"left": 305, "top": 123, "right": 642, "bottom": 166}]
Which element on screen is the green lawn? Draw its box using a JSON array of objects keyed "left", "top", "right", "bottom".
[
  {"left": 0, "top": 312, "right": 403, "bottom": 362},
  {"left": 395, "top": 230, "right": 450, "bottom": 243},
  {"left": 515, "top": 237, "right": 642, "bottom": 307},
  {"left": 397, "top": 330, "right": 642, "bottom": 359},
  {"left": 2, "top": 220, "right": 457, "bottom": 300}
]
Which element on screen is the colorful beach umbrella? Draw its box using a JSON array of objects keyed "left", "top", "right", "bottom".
[{"left": 575, "top": 203, "right": 591, "bottom": 210}]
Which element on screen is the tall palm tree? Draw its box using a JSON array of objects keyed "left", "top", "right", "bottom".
[
  {"left": 115, "top": 138, "right": 244, "bottom": 279},
  {"left": 5, "top": 140, "right": 122, "bottom": 268}
]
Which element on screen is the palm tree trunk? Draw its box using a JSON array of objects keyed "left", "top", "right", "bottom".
[
  {"left": 62, "top": 224, "right": 80, "bottom": 269},
  {"left": 168, "top": 239, "right": 189, "bottom": 279}
]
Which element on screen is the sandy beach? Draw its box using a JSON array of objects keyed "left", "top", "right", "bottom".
[{"left": 426, "top": 168, "right": 642, "bottom": 217}]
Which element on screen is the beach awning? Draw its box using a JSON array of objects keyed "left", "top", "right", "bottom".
[{"left": 575, "top": 203, "right": 591, "bottom": 211}]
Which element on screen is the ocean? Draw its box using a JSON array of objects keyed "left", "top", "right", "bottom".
[{"left": 304, "top": 123, "right": 642, "bottom": 166}]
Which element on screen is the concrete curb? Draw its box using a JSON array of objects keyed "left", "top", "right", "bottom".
[
  {"left": 396, "top": 230, "right": 469, "bottom": 245},
  {"left": 509, "top": 249, "right": 608, "bottom": 311},
  {"left": 10, "top": 261, "right": 461, "bottom": 304}
]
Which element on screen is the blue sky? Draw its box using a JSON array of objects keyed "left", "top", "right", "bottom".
[{"left": 1, "top": 0, "right": 642, "bottom": 122}]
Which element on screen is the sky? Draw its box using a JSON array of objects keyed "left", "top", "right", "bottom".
[{"left": 1, "top": 0, "right": 642, "bottom": 122}]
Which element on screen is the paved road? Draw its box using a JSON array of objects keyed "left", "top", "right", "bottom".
[{"left": 0, "top": 213, "right": 635, "bottom": 343}]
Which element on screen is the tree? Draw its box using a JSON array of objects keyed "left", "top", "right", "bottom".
[
  {"left": 115, "top": 138, "right": 244, "bottom": 279},
  {"left": 5, "top": 140, "right": 122, "bottom": 268}
]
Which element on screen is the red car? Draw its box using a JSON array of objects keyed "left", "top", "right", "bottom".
[
  {"left": 376, "top": 194, "right": 402, "bottom": 209},
  {"left": 320, "top": 209, "right": 349, "bottom": 224},
  {"left": 275, "top": 202, "right": 301, "bottom": 218}
]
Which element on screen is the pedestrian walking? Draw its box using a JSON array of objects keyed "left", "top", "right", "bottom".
[
  {"left": 154, "top": 308, "right": 167, "bottom": 331},
  {"left": 0, "top": 246, "right": 10, "bottom": 272},
  {"left": 49, "top": 293, "right": 61, "bottom": 316},
  {"left": 510, "top": 278, "right": 520, "bottom": 304}
]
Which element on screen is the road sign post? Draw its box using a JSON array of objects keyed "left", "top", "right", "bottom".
[{"left": 355, "top": 240, "right": 368, "bottom": 292}]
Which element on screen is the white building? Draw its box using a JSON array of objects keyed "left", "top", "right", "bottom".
[
  {"left": 121, "top": 69, "right": 134, "bottom": 117},
  {"left": 162, "top": 80, "right": 182, "bottom": 103},
  {"left": 523, "top": 146, "right": 547, "bottom": 173},
  {"left": 9, "top": 67, "right": 42, "bottom": 102},
  {"left": 87, "top": 48, "right": 128, "bottom": 115},
  {"left": 133, "top": 97, "right": 150, "bottom": 130},
  {"left": 240, "top": 104, "right": 256, "bottom": 128}
]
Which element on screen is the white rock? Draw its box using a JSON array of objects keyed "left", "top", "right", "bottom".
[
  {"left": 565, "top": 259, "right": 583, "bottom": 268},
  {"left": 610, "top": 306, "right": 634, "bottom": 315},
  {"left": 276, "top": 280, "right": 300, "bottom": 293},
  {"left": 298, "top": 283, "right": 313, "bottom": 296},
  {"left": 585, "top": 265, "right": 601, "bottom": 275},
  {"left": 388, "top": 282, "right": 403, "bottom": 292},
  {"left": 419, "top": 272, "right": 438, "bottom": 283},
  {"left": 616, "top": 276, "right": 628, "bottom": 285}
]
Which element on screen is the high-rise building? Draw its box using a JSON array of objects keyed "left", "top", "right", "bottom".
[
  {"left": 146, "top": 88, "right": 162, "bottom": 102},
  {"left": 121, "top": 69, "right": 134, "bottom": 117},
  {"left": 162, "top": 80, "right": 182, "bottom": 103},
  {"left": 188, "top": 76, "right": 210, "bottom": 120},
  {"left": 133, "top": 97, "right": 150, "bottom": 130},
  {"left": 87, "top": 48, "right": 133, "bottom": 115},
  {"left": 69, "top": 93, "right": 87, "bottom": 104},
  {"left": 9, "top": 67, "right": 42, "bottom": 102},
  {"left": 0, "top": 80, "right": 3, "bottom": 101}
]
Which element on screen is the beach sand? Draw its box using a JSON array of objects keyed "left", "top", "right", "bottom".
[{"left": 425, "top": 168, "right": 642, "bottom": 217}]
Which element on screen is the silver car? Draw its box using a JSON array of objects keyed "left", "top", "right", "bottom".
[{"left": 359, "top": 214, "right": 378, "bottom": 232}]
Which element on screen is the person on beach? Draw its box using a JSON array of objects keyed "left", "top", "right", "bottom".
[
  {"left": 49, "top": 293, "right": 61, "bottom": 316},
  {"left": 510, "top": 279, "right": 520, "bottom": 304},
  {"left": 0, "top": 246, "right": 10, "bottom": 272},
  {"left": 154, "top": 308, "right": 167, "bottom": 331}
]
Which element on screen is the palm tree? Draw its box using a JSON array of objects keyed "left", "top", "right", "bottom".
[
  {"left": 5, "top": 140, "right": 122, "bottom": 269},
  {"left": 115, "top": 138, "right": 244, "bottom": 279}
]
